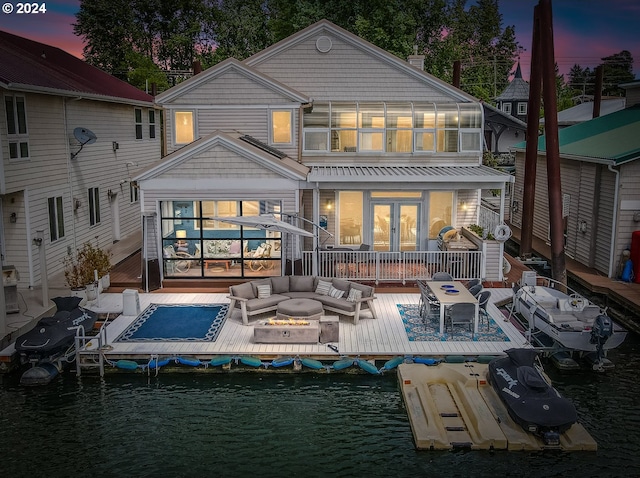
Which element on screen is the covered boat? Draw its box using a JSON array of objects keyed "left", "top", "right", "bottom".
[
  {"left": 15, "top": 296, "right": 97, "bottom": 362},
  {"left": 512, "top": 272, "right": 626, "bottom": 370},
  {"left": 488, "top": 348, "right": 577, "bottom": 446}
]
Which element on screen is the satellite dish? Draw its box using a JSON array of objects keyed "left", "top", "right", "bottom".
[
  {"left": 71, "top": 127, "right": 98, "bottom": 159},
  {"left": 73, "top": 127, "right": 97, "bottom": 146}
]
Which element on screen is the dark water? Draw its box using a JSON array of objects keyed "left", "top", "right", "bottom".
[{"left": 2, "top": 336, "right": 640, "bottom": 478}]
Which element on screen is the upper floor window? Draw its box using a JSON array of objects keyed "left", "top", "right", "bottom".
[
  {"left": 48, "top": 196, "right": 64, "bottom": 241},
  {"left": 174, "top": 110, "right": 194, "bottom": 144},
  {"left": 4, "top": 94, "right": 29, "bottom": 159},
  {"left": 149, "top": 110, "right": 156, "bottom": 139},
  {"left": 517, "top": 102, "right": 527, "bottom": 115},
  {"left": 130, "top": 182, "right": 139, "bottom": 203},
  {"left": 303, "top": 102, "right": 481, "bottom": 154},
  {"left": 88, "top": 187, "right": 101, "bottom": 226},
  {"left": 501, "top": 102, "right": 512, "bottom": 114},
  {"left": 271, "top": 110, "right": 292, "bottom": 144},
  {"left": 135, "top": 108, "right": 143, "bottom": 139}
]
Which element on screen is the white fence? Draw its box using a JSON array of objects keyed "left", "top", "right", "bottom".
[{"left": 302, "top": 249, "right": 483, "bottom": 283}]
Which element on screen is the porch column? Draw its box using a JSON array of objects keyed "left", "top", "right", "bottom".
[{"left": 312, "top": 187, "right": 320, "bottom": 276}]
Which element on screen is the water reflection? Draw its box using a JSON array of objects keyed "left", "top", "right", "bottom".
[{"left": 1, "top": 335, "right": 639, "bottom": 477}]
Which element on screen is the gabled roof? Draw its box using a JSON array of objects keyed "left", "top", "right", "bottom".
[
  {"left": 547, "top": 98, "right": 626, "bottom": 126},
  {"left": 134, "top": 130, "right": 309, "bottom": 182},
  {"left": 495, "top": 62, "right": 530, "bottom": 102},
  {"left": 244, "top": 20, "right": 477, "bottom": 103},
  {"left": 513, "top": 105, "right": 640, "bottom": 165},
  {"left": 0, "top": 30, "right": 154, "bottom": 105},
  {"left": 155, "top": 58, "right": 310, "bottom": 104}
]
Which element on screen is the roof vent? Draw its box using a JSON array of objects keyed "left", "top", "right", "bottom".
[{"left": 316, "top": 36, "right": 332, "bottom": 53}]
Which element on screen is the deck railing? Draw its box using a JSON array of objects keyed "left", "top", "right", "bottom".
[{"left": 303, "top": 249, "right": 482, "bottom": 283}]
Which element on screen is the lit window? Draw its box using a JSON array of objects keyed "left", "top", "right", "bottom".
[
  {"left": 271, "top": 110, "right": 292, "bottom": 144},
  {"left": 174, "top": 111, "right": 194, "bottom": 144},
  {"left": 4, "top": 94, "right": 29, "bottom": 159},
  {"left": 338, "top": 192, "right": 363, "bottom": 246},
  {"left": 88, "top": 187, "right": 100, "bottom": 226},
  {"left": 48, "top": 196, "right": 64, "bottom": 241},
  {"left": 429, "top": 191, "right": 453, "bottom": 239},
  {"left": 135, "top": 108, "right": 143, "bottom": 139}
]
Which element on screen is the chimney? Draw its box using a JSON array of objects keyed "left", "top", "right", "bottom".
[
  {"left": 192, "top": 60, "right": 202, "bottom": 75},
  {"left": 452, "top": 61, "right": 461, "bottom": 88},
  {"left": 407, "top": 45, "right": 425, "bottom": 71}
]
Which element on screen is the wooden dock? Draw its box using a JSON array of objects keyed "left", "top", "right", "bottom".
[{"left": 69, "top": 288, "right": 526, "bottom": 366}]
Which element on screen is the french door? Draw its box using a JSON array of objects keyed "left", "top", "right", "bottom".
[{"left": 372, "top": 203, "right": 419, "bottom": 251}]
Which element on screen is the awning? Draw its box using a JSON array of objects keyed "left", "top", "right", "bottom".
[{"left": 306, "top": 165, "right": 514, "bottom": 184}]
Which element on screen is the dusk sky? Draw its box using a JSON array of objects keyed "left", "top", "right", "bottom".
[{"left": 1, "top": 0, "right": 638, "bottom": 80}]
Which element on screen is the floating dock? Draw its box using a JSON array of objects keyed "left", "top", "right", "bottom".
[{"left": 397, "top": 362, "right": 597, "bottom": 451}]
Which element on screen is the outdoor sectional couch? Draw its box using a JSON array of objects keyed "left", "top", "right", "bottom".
[{"left": 227, "top": 276, "right": 377, "bottom": 326}]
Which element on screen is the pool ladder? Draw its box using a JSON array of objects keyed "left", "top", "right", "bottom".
[{"left": 74, "top": 315, "right": 110, "bottom": 377}]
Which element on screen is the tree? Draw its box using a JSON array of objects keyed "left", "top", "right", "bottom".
[{"left": 601, "top": 50, "right": 634, "bottom": 96}]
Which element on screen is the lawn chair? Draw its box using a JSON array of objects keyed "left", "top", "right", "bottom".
[{"left": 476, "top": 291, "right": 492, "bottom": 330}]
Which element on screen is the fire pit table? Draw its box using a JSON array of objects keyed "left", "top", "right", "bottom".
[{"left": 253, "top": 317, "right": 320, "bottom": 344}]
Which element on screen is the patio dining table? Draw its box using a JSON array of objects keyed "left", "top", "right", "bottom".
[{"left": 426, "top": 281, "right": 479, "bottom": 334}]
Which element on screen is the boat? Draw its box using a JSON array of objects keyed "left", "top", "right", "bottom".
[
  {"left": 487, "top": 348, "right": 577, "bottom": 446},
  {"left": 14, "top": 297, "right": 98, "bottom": 363},
  {"left": 512, "top": 271, "right": 626, "bottom": 370}
]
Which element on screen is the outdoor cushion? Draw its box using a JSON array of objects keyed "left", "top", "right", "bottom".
[
  {"left": 251, "top": 278, "right": 272, "bottom": 297},
  {"left": 230, "top": 282, "right": 255, "bottom": 300},
  {"left": 315, "top": 279, "right": 332, "bottom": 296},
  {"left": 328, "top": 285, "right": 345, "bottom": 299},
  {"left": 283, "top": 291, "right": 321, "bottom": 299},
  {"left": 331, "top": 278, "right": 351, "bottom": 293},
  {"left": 270, "top": 276, "right": 290, "bottom": 294},
  {"left": 256, "top": 284, "right": 271, "bottom": 299},
  {"left": 317, "top": 295, "right": 357, "bottom": 312},
  {"left": 347, "top": 282, "right": 373, "bottom": 298},
  {"left": 289, "top": 275, "right": 315, "bottom": 292},
  {"left": 244, "top": 294, "right": 288, "bottom": 312},
  {"left": 346, "top": 288, "right": 363, "bottom": 302}
]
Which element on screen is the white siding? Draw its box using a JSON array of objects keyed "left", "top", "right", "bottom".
[
  {"left": 1, "top": 92, "right": 160, "bottom": 288},
  {"left": 249, "top": 33, "right": 454, "bottom": 102}
]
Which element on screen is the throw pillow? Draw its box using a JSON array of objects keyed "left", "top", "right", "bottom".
[
  {"left": 256, "top": 284, "right": 271, "bottom": 299},
  {"left": 315, "top": 279, "right": 332, "bottom": 296},
  {"left": 346, "top": 288, "right": 362, "bottom": 302},
  {"left": 328, "top": 285, "right": 345, "bottom": 299}
]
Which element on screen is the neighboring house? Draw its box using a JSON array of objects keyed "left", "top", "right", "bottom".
[
  {"left": 140, "top": 20, "right": 513, "bottom": 284},
  {"left": 482, "top": 101, "right": 527, "bottom": 157},
  {"left": 541, "top": 98, "right": 626, "bottom": 128},
  {"left": 510, "top": 90, "right": 640, "bottom": 278},
  {"left": 494, "top": 62, "right": 530, "bottom": 123},
  {"left": 0, "top": 31, "right": 161, "bottom": 293}
]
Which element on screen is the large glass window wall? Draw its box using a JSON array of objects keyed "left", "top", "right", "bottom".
[
  {"left": 160, "top": 200, "right": 282, "bottom": 278},
  {"left": 303, "top": 102, "right": 482, "bottom": 154}
]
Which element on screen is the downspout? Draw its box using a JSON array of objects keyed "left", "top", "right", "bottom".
[
  {"left": 607, "top": 163, "right": 620, "bottom": 278},
  {"left": 298, "top": 102, "right": 313, "bottom": 163}
]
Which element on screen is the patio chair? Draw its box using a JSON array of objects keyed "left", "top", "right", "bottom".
[
  {"left": 417, "top": 281, "right": 439, "bottom": 323},
  {"left": 466, "top": 278, "right": 481, "bottom": 290},
  {"left": 447, "top": 302, "right": 476, "bottom": 338},
  {"left": 432, "top": 271, "right": 453, "bottom": 281},
  {"left": 248, "top": 243, "right": 274, "bottom": 271},
  {"left": 477, "top": 291, "right": 492, "bottom": 329},
  {"left": 468, "top": 284, "right": 483, "bottom": 297},
  {"left": 353, "top": 243, "right": 371, "bottom": 275},
  {"left": 163, "top": 245, "right": 194, "bottom": 274}
]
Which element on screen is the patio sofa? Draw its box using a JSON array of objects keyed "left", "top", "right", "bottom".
[{"left": 227, "top": 276, "right": 377, "bottom": 326}]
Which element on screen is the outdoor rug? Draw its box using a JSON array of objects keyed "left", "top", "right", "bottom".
[
  {"left": 115, "top": 304, "right": 228, "bottom": 342},
  {"left": 397, "top": 304, "right": 510, "bottom": 342}
]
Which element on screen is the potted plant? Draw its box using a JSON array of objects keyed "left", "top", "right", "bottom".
[{"left": 63, "top": 241, "right": 113, "bottom": 301}]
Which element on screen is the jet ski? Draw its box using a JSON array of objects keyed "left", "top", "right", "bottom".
[
  {"left": 15, "top": 296, "right": 97, "bottom": 363},
  {"left": 488, "top": 348, "right": 577, "bottom": 446}
]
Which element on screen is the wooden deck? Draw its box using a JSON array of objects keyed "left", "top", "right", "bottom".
[{"left": 80, "top": 288, "right": 527, "bottom": 365}]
